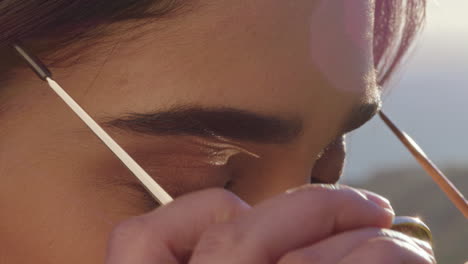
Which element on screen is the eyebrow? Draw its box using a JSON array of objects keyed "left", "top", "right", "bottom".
[{"left": 103, "top": 106, "right": 303, "bottom": 144}]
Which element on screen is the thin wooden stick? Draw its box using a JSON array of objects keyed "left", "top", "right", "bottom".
[
  {"left": 13, "top": 44, "right": 173, "bottom": 205},
  {"left": 46, "top": 78, "right": 174, "bottom": 205},
  {"left": 379, "top": 111, "right": 468, "bottom": 219}
]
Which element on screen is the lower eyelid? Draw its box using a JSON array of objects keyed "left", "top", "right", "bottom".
[
  {"left": 120, "top": 183, "right": 160, "bottom": 211},
  {"left": 111, "top": 165, "right": 232, "bottom": 211},
  {"left": 144, "top": 163, "right": 232, "bottom": 191}
]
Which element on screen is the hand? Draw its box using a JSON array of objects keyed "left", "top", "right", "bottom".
[{"left": 105, "top": 185, "right": 435, "bottom": 263}]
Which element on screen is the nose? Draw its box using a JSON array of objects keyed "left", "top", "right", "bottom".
[
  {"left": 227, "top": 148, "right": 316, "bottom": 204},
  {"left": 310, "top": 136, "right": 346, "bottom": 184},
  {"left": 228, "top": 139, "right": 343, "bottom": 205}
]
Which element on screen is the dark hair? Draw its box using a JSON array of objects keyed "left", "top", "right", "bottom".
[{"left": 0, "top": 0, "right": 426, "bottom": 86}]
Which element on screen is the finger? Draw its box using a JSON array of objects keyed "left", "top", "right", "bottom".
[
  {"left": 105, "top": 188, "right": 250, "bottom": 264},
  {"left": 356, "top": 189, "right": 393, "bottom": 211},
  {"left": 278, "top": 228, "right": 434, "bottom": 264},
  {"left": 332, "top": 185, "right": 394, "bottom": 212},
  {"left": 190, "top": 184, "right": 394, "bottom": 264},
  {"left": 338, "top": 237, "right": 436, "bottom": 264}
]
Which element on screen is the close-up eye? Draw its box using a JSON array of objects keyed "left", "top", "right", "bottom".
[{"left": 92, "top": 136, "right": 259, "bottom": 210}]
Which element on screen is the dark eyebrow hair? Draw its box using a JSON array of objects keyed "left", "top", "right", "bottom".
[{"left": 103, "top": 106, "right": 303, "bottom": 144}]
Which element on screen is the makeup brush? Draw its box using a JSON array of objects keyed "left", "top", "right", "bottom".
[{"left": 379, "top": 111, "right": 468, "bottom": 218}]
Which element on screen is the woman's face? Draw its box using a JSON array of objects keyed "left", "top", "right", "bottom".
[{"left": 1, "top": 0, "right": 379, "bottom": 263}]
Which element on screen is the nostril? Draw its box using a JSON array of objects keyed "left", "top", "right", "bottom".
[{"left": 310, "top": 136, "right": 346, "bottom": 184}]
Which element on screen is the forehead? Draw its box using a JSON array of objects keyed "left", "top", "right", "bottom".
[{"left": 34, "top": 0, "right": 378, "bottom": 143}]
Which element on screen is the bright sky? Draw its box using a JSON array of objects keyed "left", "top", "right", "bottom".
[
  {"left": 344, "top": 0, "right": 468, "bottom": 181},
  {"left": 426, "top": 0, "right": 468, "bottom": 34}
]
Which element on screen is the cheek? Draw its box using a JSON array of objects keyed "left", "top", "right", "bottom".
[{"left": 0, "top": 165, "right": 114, "bottom": 264}]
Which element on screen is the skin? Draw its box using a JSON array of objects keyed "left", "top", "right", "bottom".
[{"left": 0, "top": 0, "right": 434, "bottom": 263}]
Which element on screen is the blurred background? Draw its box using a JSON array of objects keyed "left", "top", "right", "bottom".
[{"left": 343, "top": 0, "right": 467, "bottom": 262}]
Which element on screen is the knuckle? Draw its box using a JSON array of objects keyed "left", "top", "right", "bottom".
[
  {"left": 321, "top": 187, "right": 369, "bottom": 213},
  {"left": 338, "top": 187, "right": 367, "bottom": 202},
  {"left": 194, "top": 223, "right": 241, "bottom": 257},
  {"left": 306, "top": 185, "right": 366, "bottom": 205},
  {"left": 278, "top": 250, "right": 322, "bottom": 264},
  {"left": 283, "top": 185, "right": 371, "bottom": 223},
  {"left": 286, "top": 184, "right": 362, "bottom": 206},
  {"left": 204, "top": 188, "right": 247, "bottom": 221}
]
